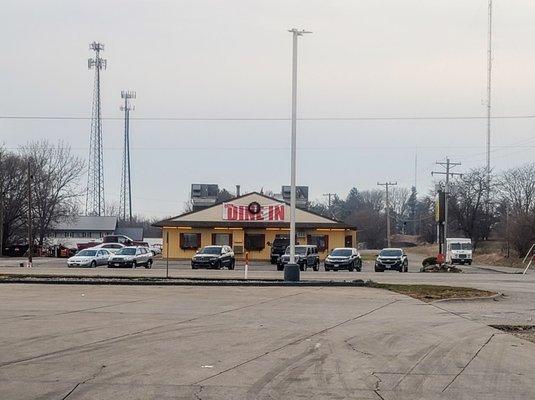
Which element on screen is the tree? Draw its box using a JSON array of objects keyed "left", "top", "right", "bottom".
[
  {"left": 20, "top": 141, "right": 85, "bottom": 246},
  {"left": 498, "top": 163, "right": 535, "bottom": 256},
  {"left": 448, "top": 167, "right": 495, "bottom": 249}
]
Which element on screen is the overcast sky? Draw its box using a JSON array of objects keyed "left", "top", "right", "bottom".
[{"left": 1, "top": 0, "right": 535, "bottom": 218}]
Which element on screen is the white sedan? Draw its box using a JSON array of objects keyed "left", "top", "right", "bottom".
[{"left": 67, "top": 248, "right": 112, "bottom": 268}]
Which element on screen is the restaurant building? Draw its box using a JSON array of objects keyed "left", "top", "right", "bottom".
[{"left": 154, "top": 192, "right": 357, "bottom": 261}]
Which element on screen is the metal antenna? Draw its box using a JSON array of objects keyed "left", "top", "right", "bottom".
[
  {"left": 486, "top": 0, "right": 493, "bottom": 180},
  {"left": 86, "top": 42, "right": 107, "bottom": 216},
  {"left": 119, "top": 91, "right": 136, "bottom": 221}
]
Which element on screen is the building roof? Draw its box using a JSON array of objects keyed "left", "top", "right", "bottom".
[
  {"left": 52, "top": 216, "right": 118, "bottom": 232},
  {"left": 115, "top": 227, "right": 144, "bottom": 241},
  {"left": 154, "top": 192, "right": 356, "bottom": 230}
]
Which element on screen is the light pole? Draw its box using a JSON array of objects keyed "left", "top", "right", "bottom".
[{"left": 285, "top": 28, "right": 311, "bottom": 282}]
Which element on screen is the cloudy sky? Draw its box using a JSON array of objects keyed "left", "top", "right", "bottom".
[{"left": 1, "top": 0, "right": 534, "bottom": 218}]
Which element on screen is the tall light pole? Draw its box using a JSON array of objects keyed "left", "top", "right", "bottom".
[{"left": 285, "top": 28, "right": 311, "bottom": 282}]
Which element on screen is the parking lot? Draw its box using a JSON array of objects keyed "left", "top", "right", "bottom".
[{"left": 2, "top": 255, "right": 535, "bottom": 399}]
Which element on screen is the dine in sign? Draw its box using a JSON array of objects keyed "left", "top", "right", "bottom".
[{"left": 222, "top": 203, "right": 285, "bottom": 221}]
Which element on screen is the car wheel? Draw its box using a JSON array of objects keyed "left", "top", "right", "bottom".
[
  {"left": 325, "top": 266, "right": 330, "bottom": 271},
  {"left": 375, "top": 267, "right": 383, "bottom": 272},
  {"left": 229, "top": 259, "right": 235, "bottom": 270},
  {"left": 132, "top": 261, "right": 137, "bottom": 269},
  {"left": 216, "top": 261, "right": 222, "bottom": 270},
  {"left": 90, "top": 260, "right": 96, "bottom": 268},
  {"left": 277, "top": 266, "right": 283, "bottom": 271},
  {"left": 145, "top": 259, "right": 152, "bottom": 269},
  {"left": 358, "top": 260, "right": 362, "bottom": 271},
  {"left": 313, "top": 261, "right": 319, "bottom": 271},
  {"left": 192, "top": 264, "right": 197, "bottom": 269}
]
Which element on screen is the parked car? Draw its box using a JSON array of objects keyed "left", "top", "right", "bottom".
[
  {"left": 108, "top": 246, "right": 153, "bottom": 268},
  {"left": 375, "top": 248, "right": 408, "bottom": 272},
  {"left": 148, "top": 245, "right": 162, "bottom": 256},
  {"left": 277, "top": 245, "right": 320, "bottom": 271},
  {"left": 67, "top": 248, "right": 111, "bottom": 268},
  {"left": 91, "top": 243, "right": 126, "bottom": 254},
  {"left": 2, "top": 243, "right": 29, "bottom": 257},
  {"left": 191, "top": 245, "right": 235, "bottom": 270},
  {"left": 269, "top": 235, "right": 290, "bottom": 264},
  {"left": 324, "top": 248, "right": 362, "bottom": 271}
]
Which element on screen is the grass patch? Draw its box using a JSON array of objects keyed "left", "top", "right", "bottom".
[{"left": 366, "top": 281, "right": 496, "bottom": 302}]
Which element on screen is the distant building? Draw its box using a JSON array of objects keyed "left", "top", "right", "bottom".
[
  {"left": 50, "top": 216, "right": 118, "bottom": 240},
  {"left": 115, "top": 227, "right": 144, "bottom": 241},
  {"left": 154, "top": 192, "right": 356, "bottom": 261}
]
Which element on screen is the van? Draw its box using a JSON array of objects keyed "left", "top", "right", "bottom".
[{"left": 446, "top": 238, "right": 473, "bottom": 265}]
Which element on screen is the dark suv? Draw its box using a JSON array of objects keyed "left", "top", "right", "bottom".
[
  {"left": 277, "top": 245, "right": 320, "bottom": 271},
  {"left": 191, "top": 245, "right": 235, "bottom": 270},
  {"left": 270, "top": 236, "right": 290, "bottom": 264},
  {"left": 375, "top": 248, "right": 408, "bottom": 272}
]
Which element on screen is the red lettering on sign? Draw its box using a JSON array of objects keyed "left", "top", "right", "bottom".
[{"left": 274, "top": 205, "right": 284, "bottom": 220}]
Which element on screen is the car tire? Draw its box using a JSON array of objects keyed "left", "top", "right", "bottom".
[
  {"left": 216, "top": 261, "right": 222, "bottom": 270},
  {"left": 313, "top": 261, "right": 319, "bottom": 271},
  {"left": 192, "top": 264, "right": 197, "bottom": 269},
  {"left": 145, "top": 260, "right": 152, "bottom": 269},
  {"left": 375, "top": 267, "right": 383, "bottom": 272},
  {"left": 229, "top": 259, "right": 235, "bottom": 270},
  {"left": 358, "top": 260, "right": 362, "bottom": 272},
  {"left": 132, "top": 261, "right": 137, "bottom": 269},
  {"left": 325, "top": 266, "right": 330, "bottom": 271},
  {"left": 90, "top": 261, "right": 96, "bottom": 268},
  {"left": 277, "top": 266, "right": 283, "bottom": 271}
]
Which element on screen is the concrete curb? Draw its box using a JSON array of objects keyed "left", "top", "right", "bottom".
[
  {"left": 0, "top": 275, "right": 367, "bottom": 287},
  {"left": 432, "top": 292, "right": 503, "bottom": 303}
]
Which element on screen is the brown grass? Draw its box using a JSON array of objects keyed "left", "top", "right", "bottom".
[{"left": 366, "top": 282, "right": 496, "bottom": 302}]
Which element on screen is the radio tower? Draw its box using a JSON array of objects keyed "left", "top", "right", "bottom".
[
  {"left": 486, "top": 0, "right": 493, "bottom": 180},
  {"left": 86, "top": 42, "right": 107, "bottom": 216},
  {"left": 119, "top": 91, "right": 136, "bottom": 221}
]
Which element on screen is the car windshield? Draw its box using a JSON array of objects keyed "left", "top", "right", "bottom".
[
  {"left": 331, "top": 249, "right": 352, "bottom": 257},
  {"left": 285, "top": 246, "right": 307, "bottom": 255},
  {"left": 77, "top": 250, "right": 96, "bottom": 257},
  {"left": 199, "top": 247, "right": 222, "bottom": 254},
  {"left": 116, "top": 248, "right": 136, "bottom": 255},
  {"left": 380, "top": 249, "right": 402, "bottom": 257},
  {"left": 273, "top": 239, "right": 289, "bottom": 246},
  {"left": 462, "top": 243, "right": 472, "bottom": 250}
]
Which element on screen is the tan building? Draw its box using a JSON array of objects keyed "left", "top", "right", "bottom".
[{"left": 154, "top": 192, "right": 357, "bottom": 261}]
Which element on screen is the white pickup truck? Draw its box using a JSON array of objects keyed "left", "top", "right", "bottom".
[{"left": 446, "top": 238, "right": 473, "bottom": 265}]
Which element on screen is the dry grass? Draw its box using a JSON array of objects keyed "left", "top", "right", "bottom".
[{"left": 366, "top": 282, "right": 496, "bottom": 303}]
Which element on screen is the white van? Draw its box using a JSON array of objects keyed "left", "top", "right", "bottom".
[{"left": 446, "top": 238, "right": 473, "bottom": 265}]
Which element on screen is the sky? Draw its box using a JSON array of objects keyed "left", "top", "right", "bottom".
[{"left": 1, "top": 0, "right": 535, "bottom": 218}]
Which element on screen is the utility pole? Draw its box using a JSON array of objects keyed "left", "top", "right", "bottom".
[
  {"left": 27, "top": 160, "right": 33, "bottom": 267},
  {"left": 377, "top": 182, "right": 397, "bottom": 247},
  {"left": 432, "top": 158, "right": 462, "bottom": 257},
  {"left": 285, "top": 28, "right": 311, "bottom": 282},
  {"left": 86, "top": 42, "right": 107, "bottom": 216},
  {"left": 119, "top": 90, "right": 136, "bottom": 222},
  {"left": 323, "top": 193, "right": 335, "bottom": 208}
]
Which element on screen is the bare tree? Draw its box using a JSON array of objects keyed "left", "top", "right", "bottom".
[
  {"left": 448, "top": 167, "right": 495, "bottom": 249},
  {"left": 20, "top": 141, "right": 85, "bottom": 246}
]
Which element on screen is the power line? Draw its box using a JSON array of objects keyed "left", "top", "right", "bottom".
[{"left": 3, "top": 114, "right": 535, "bottom": 121}]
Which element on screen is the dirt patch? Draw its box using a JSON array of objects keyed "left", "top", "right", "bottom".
[
  {"left": 490, "top": 325, "right": 535, "bottom": 344},
  {"left": 366, "top": 282, "right": 496, "bottom": 303}
]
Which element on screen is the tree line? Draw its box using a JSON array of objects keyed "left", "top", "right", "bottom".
[
  {"left": 0, "top": 141, "right": 84, "bottom": 250},
  {"left": 306, "top": 163, "right": 535, "bottom": 257}
]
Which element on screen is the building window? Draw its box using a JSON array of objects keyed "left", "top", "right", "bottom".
[
  {"left": 307, "top": 235, "right": 329, "bottom": 252},
  {"left": 212, "top": 233, "right": 232, "bottom": 246},
  {"left": 180, "top": 233, "right": 202, "bottom": 250},
  {"left": 245, "top": 234, "right": 265, "bottom": 251}
]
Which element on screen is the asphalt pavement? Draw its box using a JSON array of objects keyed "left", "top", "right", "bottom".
[{"left": 2, "top": 255, "right": 535, "bottom": 399}]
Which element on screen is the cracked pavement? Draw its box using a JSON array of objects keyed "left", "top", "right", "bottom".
[{"left": 1, "top": 283, "right": 535, "bottom": 399}]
